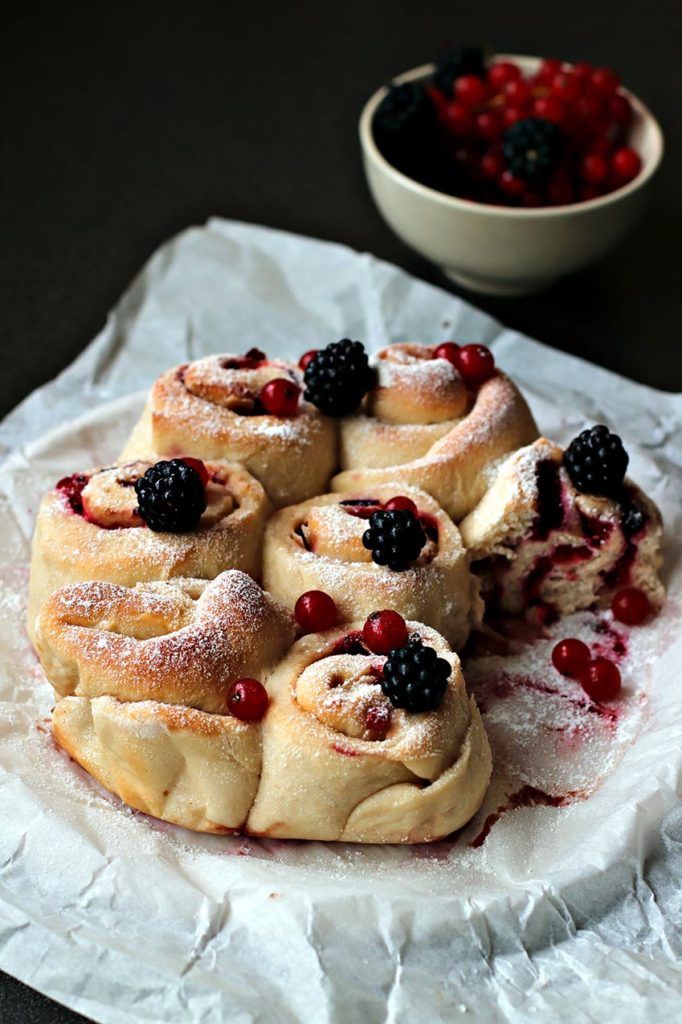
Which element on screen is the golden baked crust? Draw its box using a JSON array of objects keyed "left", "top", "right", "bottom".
[
  {"left": 36, "top": 572, "right": 296, "bottom": 714},
  {"left": 247, "top": 622, "right": 492, "bottom": 843},
  {"left": 53, "top": 696, "right": 261, "bottom": 833},
  {"left": 262, "top": 484, "right": 482, "bottom": 649},
  {"left": 120, "top": 354, "right": 338, "bottom": 506},
  {"left": 332, "top": 345, "right": 538, "bottom": 521},
  {"left": 27, "top": 458, "right": 271, "bottom": 646}
]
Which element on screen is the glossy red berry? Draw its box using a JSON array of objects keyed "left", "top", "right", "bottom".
[
  {"left": 455, "top": 344, "right": 496, "bottom": 386},
  {"left": 611, "top": 587, "right": 650, "bottom": 625},
  {"left": 181, "top": 458, "right": 209, "bottom": 485},
  {"left": 578, "top": 658, "right": 621, "bottom": 702},
  {"left": 433, "top": 341, "right": 461, "bottom": 364},
  {"left": 551, "top": 71, "right": 582, "bottom": 103},
  {"left": 589, "top": 67, "right": 620, "bottom": 97},
  {"left": 572, "top": 61, "right": 594, "bottom": 85},
  {"left": 362, "top": 610, "right": 408, "bottom": 655},
  {"left": 488, "top": 61, "right": 521, "bottom": 90},
  {"left": 574, "top": 94, "right": 602, "bottom": 125},
  {"left": 455, "top": 74, "right": 488, "bottom": 106},
  {"left": 502, "top": 106, "right": 526, "bottom": 129},
  {"left": 299, "top": 350, "right": 318, "bottom": 371},
  {"left": 581, "top": 153, "right": 609, "bottom": 184},
  {"left": 444, "top": 102, "right": 475, "bottom": 136},
  {"left": 260, "top": 378, "right": 300, "bottom": 416},
  {"left": 227, "top": 678, "right": 269, "bottom": 722},
  {"left": 537, "top": 58, "right": 563, "bottom": 83},
  {"left": 611, "top": 147, "right": 642, "bottom": 183},
  {"left": 481, "top": 148, "right": 504, "bottom": 179},
  {"left": 552, "top": 638, "right": 591, "bottom": 677},
  {"left": 499, "top": 170, "right": 526, "bottom": 197},
  {"left": 532, "top": 97, "right": 564, "bottom": 124},
  {"left": 503, "top": 78, "right": 532, "bottom": 106},
  {"left": 476, "top": 111, "right": 502, "bottom": 141},
  {"left": 607, "top": 93, "right": 632, "bottom": 124},
  {"left": 295, "top": 590, "right": 338, "bottom": 632},
  {"left": 385, "top": 495, "right": 418, "bottom": 515}
]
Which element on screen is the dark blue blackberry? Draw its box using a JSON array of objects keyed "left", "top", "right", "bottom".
[
  {"left": 564, "top": 425, "right": 629, "bottom": 498},
  {"left": 362, "top": 509, "right": 426, "bottom": 571},
  {"left": 303, "top": 339, "right": 375, "bottom": 417},
  {"left": 134, "top": 459, "right": 206, "bottom": 533},
  {"left": 381, "top": 637, "right": 450, "bottom": 712},
  {"left": 433, "top": 45, "right": 485, "bottom": 95},
  {"left": 502, "top": 117, "right": 562, "bottom": 181}
]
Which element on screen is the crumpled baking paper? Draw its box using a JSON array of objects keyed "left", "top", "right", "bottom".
[{"left": 0, "top": 219, "right": 681, "bottom": 1024}]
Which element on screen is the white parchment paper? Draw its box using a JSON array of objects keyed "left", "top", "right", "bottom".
[{"left": 1, "top": 219, "right": 681, "bottom": 1024}]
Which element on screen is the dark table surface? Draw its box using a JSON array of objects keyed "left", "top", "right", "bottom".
[{"left": 2, "top": 2, "right": 680, "bottom": 1020}]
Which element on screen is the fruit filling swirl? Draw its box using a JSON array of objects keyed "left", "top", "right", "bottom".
[
  {"left": 178, "top": 352, "right": 302, "bottom": 416},
  {"left": 56, "top": 461, "right": 233, "bottom": 531},
  {"left": 293, "top": 499, "right": 438, "bottom": 566}
]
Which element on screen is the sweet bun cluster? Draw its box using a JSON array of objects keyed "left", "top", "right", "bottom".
[{"left": 28, "top": 340, "right": 665, "bottom": 842}]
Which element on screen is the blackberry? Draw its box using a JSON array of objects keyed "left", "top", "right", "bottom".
[
  {"left": 564, "top": 425, "right": 629, "bottom": 498},
  {"left": 502, "top": 117, "right": 562, "bottom": 181},
  {"left": 134, "top": 459, "right": 207, "bottom": 533},
  {"left": 362, "top": 508, "right": 426, "bottom": 571},
  {"left": 303, "top": 339, "right": 375, "bottom": 417},
  {"left": 620, "top": 500, "right": 647, "bottom": 538},
  {"left": 433, "top": 45, "right": 485, "bottom": 95},
  {"left": 381, "top": 637, "right": 450, "bottom": 713}
]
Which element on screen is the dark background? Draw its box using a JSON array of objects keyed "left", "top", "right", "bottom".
[{"left": 1, "top": 2, "right": 680, "bottom": 1020}]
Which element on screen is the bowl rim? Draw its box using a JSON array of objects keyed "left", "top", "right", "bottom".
[{"left": 358, "top": 55, "right": 665, "bottom": 218}]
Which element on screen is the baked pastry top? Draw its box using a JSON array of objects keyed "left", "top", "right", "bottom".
[{"left": 28, "top": 339, "right": 666, "bottom": 843}]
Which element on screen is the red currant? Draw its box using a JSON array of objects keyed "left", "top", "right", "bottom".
[
  {"left": 362, "top": 610, "right": 408, "bottom": 655},
  {"left": 574, "top": 94, "right": 602, "bottom": 124},
  {"left": 611, "top": 147, "right": 641, "bottom": 183},
  {"left": 425, "top": 84, "right": 450, "bottom": 118},
  {"left": 502, "top": 106, "right": 526, "bottom": 128},
  {"left": 384, "top": 495, "right": 418, "bottom": 515},
  {"left": 537, "top": 58, "right": 563, "bottom": 83},
  {"left": 295, "top": 590, "right": 338, "bottom": 632},
  {"left": 476, "top": 111, "right": 502, "bottom": 141},
  {"left": 481, "top": 148, "right": 504, "bottom": 179},
  {"left": 572, "top": 61, "right": 594, "bottom": 85},
  {"left": 455, "top": 344, "right": 496, "bottom": 386},
  {"left": 499, "top": 170, "right": 526, "bottom": 197},
  {"left": 551, "top": 72, "right": 582, "bottom": 103},
  {"left": 589, "top": 67, "right": 620, "bottom": 97},
  {"left": 532, "top": 97, "right": 564, "bottom": 124},
  {"left": 433, "top": 341, "right": 460, "bottom": 364},
  {"left": 551, "top": 638, "right": 591, "bottom": 676},
  {"left": 578, "top": 658, "right": 621, "bottom": 702},
  {"left": 547, "top": 175, "right": 574, "bottom": 205},
  {"left": 503, "top": 79, "right": 531, "bottom": 106},
  {"left": 260, "top": 378, "right": 300, "bottom": 416},
  {"left": 227, "top": 678, "right": 269, "bottom": 722},
  {"left": 611, "top": 587, "right": 650, "bottom": 625},
  {"left": 181, "top": 458, "right": 209, "bottom": 485},
  {"left": 299, "top": 349, "right": 318, "bottom": 371},
  {"left": 455, "top": 74, "right": 488, "bottom": 106},
  {"left": 607, "top": 93, "right": 632, "bottom": 124},
  {"left": 444, "top": 102, "right": 475, "bottom": 136},
  {"left": 581, "top": 153, "right": 609, "bottom": 184},
  {"left": 488, "top": 61, "right": 522, "bottom": 90}
]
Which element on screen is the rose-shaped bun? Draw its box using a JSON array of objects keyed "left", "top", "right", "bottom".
[
  {"left": 27, "top": 458, "right": 270, "bottom": 646},
  {"left": 247, "top": 622, "right": 491, "bottom": 843},
  {"left": 121, "top": 351, "right": 337, "bottom": 506},
  {"left": 460, "top": 438, "right": 665, "bottom": 620},
  {"left": 332, "top": 343, "right": 538, "bottom": 521},
  {"left": 36, "top": 571, "right": 295, "bottom": 714},
  {"left": 263, "top": 485, "right": 481, "bottom": 649}
]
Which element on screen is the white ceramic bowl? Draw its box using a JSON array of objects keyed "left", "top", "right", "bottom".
[{"left": 359, "top": 56, "right": 664, "bottom": 296}]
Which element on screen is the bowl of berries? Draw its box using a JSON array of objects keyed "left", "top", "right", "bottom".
[{"left": 360, "top": 48, "right": 663, "bottom": 295}]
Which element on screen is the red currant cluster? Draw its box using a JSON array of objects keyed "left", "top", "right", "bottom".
[
  {"left": 426, "top": 57, "right": 642, "bottom": 207},
  {"left": 551, "top": 587, "right": 650, "bottom": 702}
]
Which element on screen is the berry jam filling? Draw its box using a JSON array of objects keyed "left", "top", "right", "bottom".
[
  {"left": 470, "top": 785, "right": 578, "bottom": 849},
  {"left": 328, "top": 632, "right": 373, "bottom": 657},
  {"left": 531, "top": 459, "right": 564, "bottom": 540},
  {"left": 220, "top": 348, "right": 267, "bottom": 370},
  {"left": 578, "top": 512, "right": 614, "bottom": 547},
  {"left": 56, "top": 474, "right": 90, "bottom": 514}
]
